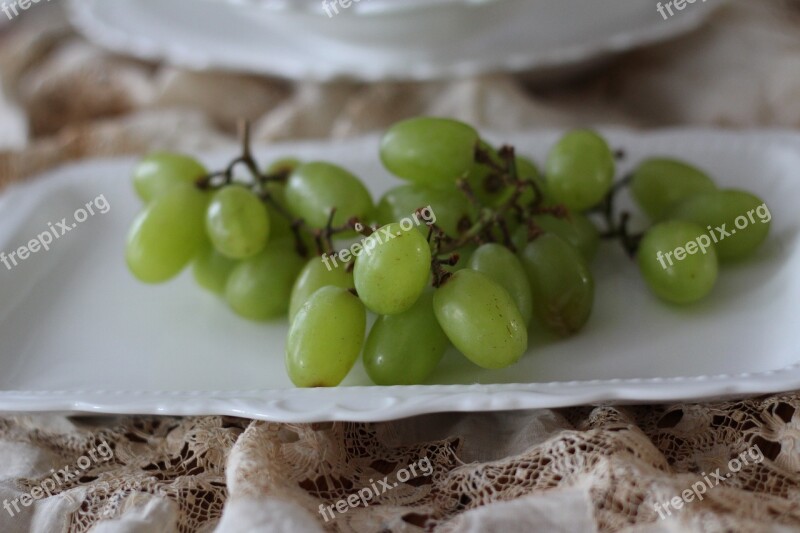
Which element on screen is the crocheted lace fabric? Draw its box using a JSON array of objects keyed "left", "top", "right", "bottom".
[
  {"left": 1, "top": 397, "right": 798, "bottom": 532},
  {"left": 1, "top": 1, "right": 799, "bottom": 531}
]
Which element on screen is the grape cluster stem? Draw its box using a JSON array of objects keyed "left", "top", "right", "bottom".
[
  {"left": 195, "top": 121, "right": 580, "bottom": 290},
  {"left": 597, "top": 174, "right": 643, "bottom": 258}
]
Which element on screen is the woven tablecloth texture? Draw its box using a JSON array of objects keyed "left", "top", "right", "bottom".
[{"left": 1, "top": 2, "right": 800, "bottom": 532}]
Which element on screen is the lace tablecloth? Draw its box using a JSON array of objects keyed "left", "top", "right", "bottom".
[{"left": 1, "top": 2, "right": 799, "bottom": 532}]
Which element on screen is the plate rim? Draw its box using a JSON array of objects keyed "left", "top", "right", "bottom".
[{"left": 66, "top": 0, "right": 727, "bottom": 82}]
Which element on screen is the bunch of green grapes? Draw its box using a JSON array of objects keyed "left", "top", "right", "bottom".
[{"left": 126, "top": 118, "right": 771, "bottom": 388}]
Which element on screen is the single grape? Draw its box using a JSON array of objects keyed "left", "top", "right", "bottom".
[
  {"left": 286, "top": 286, "right": 366, "bottom": 387},
  {"left": 468, "top": 243, "right": 533, "bottom": 325},
  {"left": 433, "top": 269, "right": 527, "bottom": 369},
  {"left": 288, "top": 257, "right": 355, "bottom": 322},
  {"left": 225, "top": 241, "right": 305, "bottom": 321},
  {"left": 206, "top": 185, "right": 271, "bottom": 259},
  {"left": 668, "top": 189, "right": 771, "bottom": 261},
  {"left": 531, "top": 212, "right": 599, "bottom": 262},
  {"left": 637, "top": 221, "right": 719, "bottom": 304},
  {"left": 354, "top": 223, "right": 431, "bottom": 315},
  {"left": 519, "top": 234, "right": 594, "bottom": 337},
  {"left": 380, "top": 117, "right": 479, "bottom": 187},
  {"left": 126, "top": 183, "right": 209, "bottom": 283},
  {"left": 375, "top": 184, "right": 472, "bottom": 237},
  {"left": 631, "top": 158, "right": 717, "bottom": 221},
  {"left": 363, "top": 290, "right": 448, "bottom": 385},
  {"left": 286, "top": 162, "right": 374, "bottom": 228},
  {"left": 546, "top": 130, "right": 615, "bottom": 212},
  {"left": 192, "top": 241, "right": 238, "bottom": 295},
  {"left": 132, "top": 152, "right": 207, "bottom": 203}
]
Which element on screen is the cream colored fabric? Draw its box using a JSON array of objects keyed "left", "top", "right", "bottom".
[{"left": 1, "top": 1, "right": 800, "bottom": 532}]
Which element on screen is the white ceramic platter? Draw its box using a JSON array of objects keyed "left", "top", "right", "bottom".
[
  {"left": 0, "top": 129, "right": 798, "bottom": 422},
  {"left": 67, "top": 0, "right": 723, "bottom": 81}
]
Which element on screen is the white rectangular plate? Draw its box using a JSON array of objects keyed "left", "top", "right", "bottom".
[{"left": 0, "top": 129, "right": 798, "bottom": 422}]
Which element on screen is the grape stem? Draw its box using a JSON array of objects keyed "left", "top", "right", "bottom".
[
  {"left": 195, "top": 124, "right": 291, "bottom": 190},
  {"left": 430, "top": 144, "right": 558, "bottom": 287},
  {"left": 598, "top": 174, "right": 643, "bottom": 257},
  {"left": 196, "top": 120, "right": 368, "bottom": 259},
  {"left": 196, "top": 122, "right": 583, "bottom": 285},
  {"left": 432, "top": 145, "right": 552, "bottom": 274}
]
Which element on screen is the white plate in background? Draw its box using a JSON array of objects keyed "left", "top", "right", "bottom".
[
  {"left": 0, "top": 129, "right": 798, "bottom": 422},
  {"left": 68, "top": 0, "right": 724, "bottom": 81}
]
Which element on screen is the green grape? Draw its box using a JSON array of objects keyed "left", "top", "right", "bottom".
[
  {"left": 468, "top": 243, "right": 533, "bottom": 325},
  {"left": 637, "top": 221, "right": 719, "bottom": 304},
  {"left": 192, "top": 241, "right": 238, "bottom": 295},
  {"left": 286, "top": 162, "right": 374, "bottom": 228},
  {"left": 126, "top": 183, "right": 209, "bottom": 283},
  {"left": 433, "top": 269, "right": 527, "bottom": 369},
  {"left": 266, "top": 157, "right": 301, "bottom": 176},
  {"left": 288, "top": 257, "right": 355, "bottom": 322},
  {"left": 353, "top": 223, "right": 432, "bottom": 315},
  {"left": 380, "top": 117, "right": 479, "bottom": 187},
  {"left": 224, "top": 241, "right": 305, "bottom": 321},
  {"left": 375, "top": 184, "right": 472, "bottom": 237},
  {"left": 363, "top": 290, "right": 448, "bottom": 385},
  {"left": 519, "top": 234, "right": 594, "bottom": 337},
  {"left": 286, "top": 286, "right": 366, "bottom": 388},
  {"left": 668, "top": 189, "right": 772, "bottom": 262},
  {"left": 631, "top": 158, "right": 717, "bottom": 221},
  {"left": 532, "top": 212, "right": 599, "bottom": 262},
  {"left": 206, "top": 185, "right": 271, "bottom": 259},
  {"left": 132, "top": 152, "right": 207, "bottom": 203},
  {"left": 546, "top": 130, "right": 615, "bottom": 212}
]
